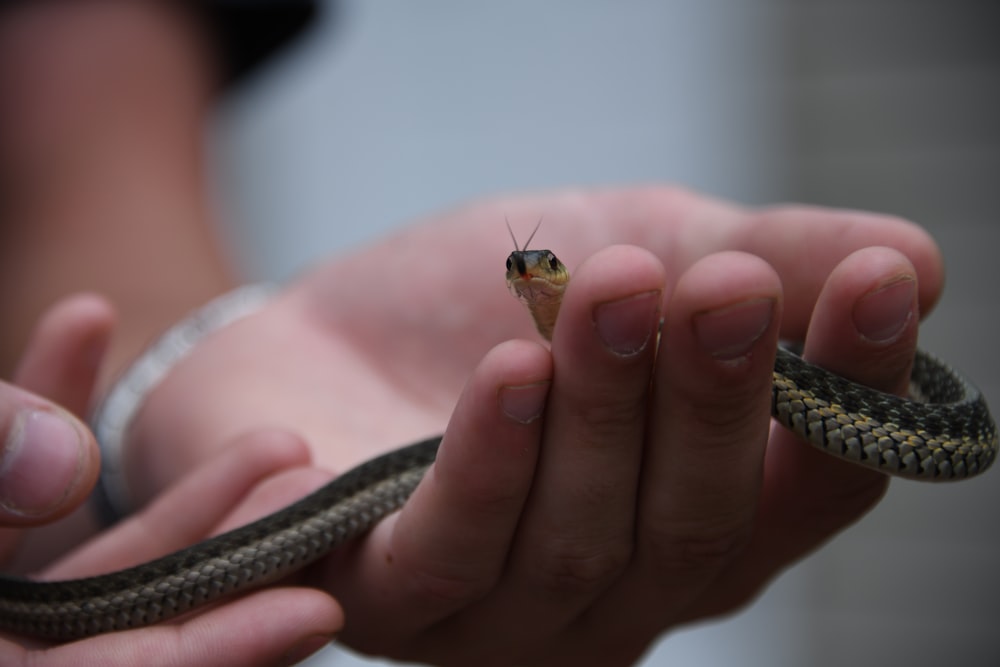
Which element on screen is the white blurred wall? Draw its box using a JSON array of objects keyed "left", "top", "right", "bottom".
[{"left": 210, "top": 0, "right": 791, "bottom": 280}]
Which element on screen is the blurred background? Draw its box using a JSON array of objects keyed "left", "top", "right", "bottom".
[{"left": 204, "top": 1, "right": 997, "bottom": 665}]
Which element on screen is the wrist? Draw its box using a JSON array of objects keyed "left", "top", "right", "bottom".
[{"left": 90, "top": 283, "right": 275, "bottom": 525}]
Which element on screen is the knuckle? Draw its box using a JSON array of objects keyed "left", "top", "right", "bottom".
[
  {"left": 691, "top": 405, "right": 753, "bottom": 443},
  {"left": 679, "top": 378, "right": 772, "bottom": 448},
  {"left": 531, "top": 539, "right": 631, "bottom": 596},
  {"left": 643, "top": 517, "right": 753, "bottom": 575},
  {"left": 406, "top": 563, "right": 494, "bottom": 606},
  {"left": 572, "top": 392, "right": 647, "bottom": 439},
  {"left": 454, "top": 468, "right": 529, "bottom": 515}
]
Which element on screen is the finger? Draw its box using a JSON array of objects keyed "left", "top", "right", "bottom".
[
  {"left": 802, "top": 246, "right": 918, "bottom": 391},
  {"left": 763, "top": 246, "right": 915, "bottom": 537},
  {"left": 448, "top": 246, "right": 664, "bottom": 655},
  {"left": 0, "top": 383, "right": 98, "bottom": 531},
  {"left": 320, "top": 340, "right": 552, "bottom": 657},
  {"left": 593, "top": 251, "right": 781, "bottom": 649},
  {"left": 0, "top": 587, "right": 342, "bottom": 667},
  {"left": 13, "top": 293, "right": 115, "bottom": 417},
  {"left": 740, "top": 206, "right": 942, "bottom": 335},
  {"left": 495, "top": 188, "right": 942, "bottom": 331},
  {"left": 210, "top": 464, "right": 332, "bottom": 536},
  {"left": 687, "top": 246, "right": 918, "bottom": 619},
  {"left": 168, "top": 588, "right": 340, "bottom": 667},
  {"left": 0, "top": 295, "right": 111, "bottom": 530},
  {"left": 42, "top": 429, "right": 313, "bottom": 579}
]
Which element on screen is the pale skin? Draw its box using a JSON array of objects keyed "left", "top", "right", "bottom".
[
  {"left": 0, "top": 296, "right": 342, "bottom": 666},
  {"left": 0, "top": 3, "right": 947, "bottom": 665},
  {"left": 1, "top": 187, "right": 942, "bottom": 666},
  {"left": 128, "top": 189, "right": 936, "bottom": 665}
]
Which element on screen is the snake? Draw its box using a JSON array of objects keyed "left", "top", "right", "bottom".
[{"left": 1, "top": 233, "right": 996, "bottom": 642}]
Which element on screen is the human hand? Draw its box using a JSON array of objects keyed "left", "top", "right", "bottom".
[
  {"left": 131, "top": 186, "right": 942, "bottom": 665},
  {"left": 0, "top": 295, "right": 341, "bottom": 666}
]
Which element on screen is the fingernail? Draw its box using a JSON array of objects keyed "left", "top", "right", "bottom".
[
  {"left": 853, "top": 278, "right": 915, "bottom": 343},
  {"left": 0, "top": 409, "right": 85, "bottom": 516},
  {"left": 282, "top": 633, "right": 335, "bottom": 666},
  {"left": 499, "top": 381, "right": 551, "bottom": 424},
  {"left": 694, "top": 297, "right": 774, "bottom": 361},
  {"left": 593, "top": 290, "right": 661, "bottom": 357}
]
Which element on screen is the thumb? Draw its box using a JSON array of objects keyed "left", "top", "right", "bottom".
[
  {"left": 0, "top": 389, "right": 99, "bottom": 525},
  {"left": 1, "top": 293, "right": 112, "bottom": 528}
]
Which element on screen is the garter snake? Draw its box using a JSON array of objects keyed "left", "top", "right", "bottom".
[{"left": 1, "top": 235, "right": 996, "bottom": 642}]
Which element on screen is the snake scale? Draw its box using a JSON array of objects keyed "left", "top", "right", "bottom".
[{"left": 1, "top": 240, "right": 995, "bottom": 642}]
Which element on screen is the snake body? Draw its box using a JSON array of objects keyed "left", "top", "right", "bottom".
[{"left": 1, "top": 245, "right": 995, "bottom": 642}]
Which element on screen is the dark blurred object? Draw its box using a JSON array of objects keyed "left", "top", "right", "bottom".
[
  {"left": 193, "top": 0, "right": 320, "bottom": 85},
  {"left": 0, "top": 0, "right": 321, "bottom": 86}
]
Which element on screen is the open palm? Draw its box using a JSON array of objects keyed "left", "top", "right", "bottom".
[{"left": 121, "top": 186, "right": 940, "bottom": 665}]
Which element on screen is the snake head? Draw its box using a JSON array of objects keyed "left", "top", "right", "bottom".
[{"left": 505, "top": 217, "right": 570, "bottom": 340}]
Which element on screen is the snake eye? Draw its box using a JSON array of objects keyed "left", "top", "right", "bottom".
[
  {"left": 506, "top": 256, "right": 513, "bottom": 271},
  {"left": 547, "top": 253, "right": 559, "bottom": 270}
]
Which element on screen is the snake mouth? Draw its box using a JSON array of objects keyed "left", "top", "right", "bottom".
[{"left": 507, "top": 275, "right": 564, "bottom": 303}]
